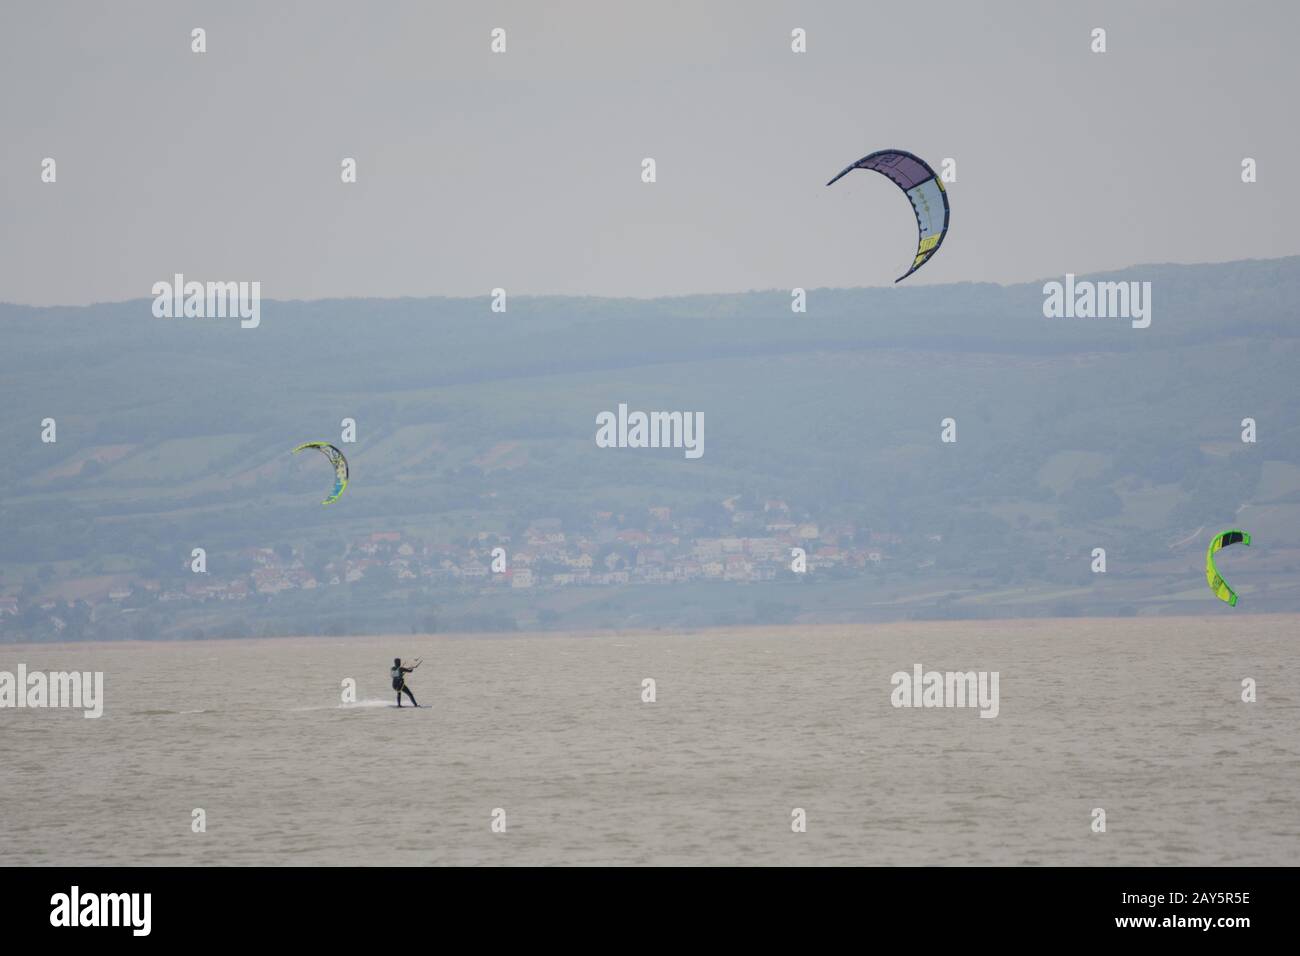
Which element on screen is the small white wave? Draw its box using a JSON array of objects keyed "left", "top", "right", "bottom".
[
  {"left": 286, "top": 697, "right": 414, "bottom": 712},
  {"left": 339, "top": 698, "right": 399, "bottom": 709}
]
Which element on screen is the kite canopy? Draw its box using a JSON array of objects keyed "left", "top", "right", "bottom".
[
  {"left": 1205, "top": 529, "right": 1250, "bottom": 606},
  {"left": 827, "top": 149, "right": 950, "bottom": 282},
  {"left": 292, "top": 441, "right": 349, "bottom": 505}
]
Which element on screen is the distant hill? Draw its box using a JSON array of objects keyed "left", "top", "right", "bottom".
[{"left": 2, "top": 257, "right": 1298, "bottom": 640}]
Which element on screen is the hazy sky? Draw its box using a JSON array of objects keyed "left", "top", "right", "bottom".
[{"left": 2, "top": 0, "right": 1297, "bottom": 305}]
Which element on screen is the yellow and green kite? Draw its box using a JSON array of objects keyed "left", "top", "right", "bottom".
[
  {"left": 1205, "top": 529, "right": 1250, "bottom": 606},
  {"left": 292, "top": 441, "right": 349, "bottom": 505}
]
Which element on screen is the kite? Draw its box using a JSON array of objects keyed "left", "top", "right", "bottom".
[
  {"left": 827, "top": 149, "right": 950, "bottom": 282},
  {"left": 1205, "top": 529, "right": 1251, "bottom": 606},
  {"left": 292, "top": 441, "right": 349, "bottom": 505}
]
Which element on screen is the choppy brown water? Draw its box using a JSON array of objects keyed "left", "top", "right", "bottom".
[{"left": 2, "top": 617, "right": 1298, "bottom": 865}]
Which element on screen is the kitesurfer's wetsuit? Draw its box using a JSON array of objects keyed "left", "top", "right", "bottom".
[{"left": 391, "top": 664, "right": 418, "bottom": 707}]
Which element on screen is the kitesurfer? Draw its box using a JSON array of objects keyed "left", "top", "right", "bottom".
[{"left": 391, "top": 657, "right": 421, "bottom": 707}]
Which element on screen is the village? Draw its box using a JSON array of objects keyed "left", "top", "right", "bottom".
[
  {"left": 2, "top": 498, "right": 912, "bottom": 630},
  {"left": 156, "top": 498, "right": 902, "bottom": 602}
]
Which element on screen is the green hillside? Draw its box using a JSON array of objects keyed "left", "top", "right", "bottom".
[{"left": 2, "top": 257, "right": 1298, "bottom": 640}]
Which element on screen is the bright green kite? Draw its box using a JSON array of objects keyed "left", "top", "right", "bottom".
[{"left": 1205, "top": 529, "right": 1250, "bottom": 606}]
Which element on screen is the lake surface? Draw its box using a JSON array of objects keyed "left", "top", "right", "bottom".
[{"left": 2, "top": 616, "right": 1297, "bottom": 865}]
